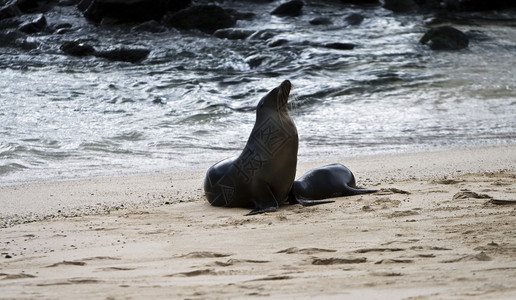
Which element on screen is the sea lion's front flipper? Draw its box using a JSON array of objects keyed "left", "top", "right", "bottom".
[
  {"left": 288, "top": 188, "right": 335, "bottom": 206},
  {"left": 245, "top": 184, "right": 279, "bottom": 216},
  {"left": 246, "top": 206, "right": 277, "bottom": 216}
]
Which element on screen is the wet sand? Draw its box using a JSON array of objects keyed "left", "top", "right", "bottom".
[{"left": 1, "top": 146, "right": 516, "bottom": 299}]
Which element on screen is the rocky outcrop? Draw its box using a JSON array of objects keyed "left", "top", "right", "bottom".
[
  {"left": 131, "top": 20, "right": 166, "bottom": 33},
  {"left": 420, "top": 26, "right": 469, "bottom": 50},
  {"left": 60, "top": 40, "right": 95, "bottom": 56},
  {"left": 338, "top": 0, "right": 379, "bottom": 5},
  {"left": 163, "top": 5, "right": 235, "bottom": 34},
  {"left": 271, "top": 0, "right": 303, "bottom": 17},
  {"left": 18, "top": 13, "right": 46, "bottom": 33},
  {"left": 344, "top": 13, "right": 364, "bottom": 26},
  {"left": 383, "top": 0, "right": 417, "bottom": 12},
  {"left": 95, "top": 47, "right": 150, "bottom": 63},
  {"left": 310, "top": 17, "right": 332, "bottom": 26},
  {"left": 0, "top": 0, "right": 22, "bottom": 20},
  {"left": 0, "top": 29, "right": 39, "bottom": 49},
  {"left": 325, "top": 42, "right": 355, "bottom": 50},
  {"left": 444, "top": 0, "right": 515, "bottom": 11},
  {"left": 60, "top": 40, "right": 150, "bottom": 63},
  {"left": 78, "top": 0, "right": 191, "bottom": 23}
]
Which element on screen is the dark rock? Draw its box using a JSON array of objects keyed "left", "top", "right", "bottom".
[
  {"left": 246, "top": 55, "right": 266, "bottom": 68},
  {"left": 345, "top": 13, "right": 364, "bottom": 25},
  {"left": 164, "top": 5, "right": 235, "bottom": 34},
  {"left": 131, "top": 20, "right": 166, "bottom": 33},
  {"left": 310, "top": 17, "right": 332, "bottom": 25},
  {"left": 79, "top": 0, "right": 191, "bottom": 23},
  {"left": 54, "top": 23, "right": 73, "bottom": 30},
  {"left": 16, "top": 0, "right": 55, "bottom": 13},
  {"left": 338, "top": 0, "right": 379, "bottom": 5},
  {"left": 444, "top": 0, "right": 516, "bottom": 11},
  {"left": 271, "top": 0, "right": 303, "bottom": 17},
  {"left": 213, "top": 28, "right": 254, "bottom": 40},
  {"left": 0, "top": 30, "right": 39, "bottom": 49},
  {"left": 225, "top": 9, "right": 255, "bottom": 21},
  {"left": 16, "top": 0, "right": 39, "bottom": 12},
  {"left": 95, "top": 47, "right": 150, "bottom": 63},
  {"left": 60, "top": 40, "right": 96, "bottom": 56},
  {"left": 18, "top": 13, "right": 47, "bottom": 34},
  {"left": 325, "top": 42, "right": 355, "bottom": 50},
  {"left": 58, "top": 0, "right": 79, "bottom": 6},
  {"left": 0, "top": 17, "right": 22, "bottom": 30},
  {"left": 420, "top": 26, "right": 469, "bottom": 50},
  {"left": 383, "top": 0, "right": 417, "bottom": 12},
  {"left": 0, "top": 30, "right": 25, "bottom": 47},
  {"left": 0, "top": 0, "right": 21, "bottom": 20},
  {"left": 77, "top": 0, "right": 92, "bottom": 11}
]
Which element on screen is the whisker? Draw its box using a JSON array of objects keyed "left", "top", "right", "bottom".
[{"left": 288, "top": 93, "right": 298, "bottom": 113}]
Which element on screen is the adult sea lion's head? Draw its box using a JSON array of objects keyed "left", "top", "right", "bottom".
[{"left": 257, "top": 80, "right": 292, "bottom": 113}]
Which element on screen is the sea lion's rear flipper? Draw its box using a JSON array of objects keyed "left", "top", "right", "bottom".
[
  {"left": 288, "top": 188, "right": 335, "bottom": 206},
  {"left": 245, "top": 184, "right": 279, "bottom": 216},
  {"left": 344, "top": 185, "right": 378, "bottom": 195},
  {"left": 298, "top": 199, "right": 335, "bottom": 206}
]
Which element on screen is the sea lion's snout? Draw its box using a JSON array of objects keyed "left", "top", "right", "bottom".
[
  {"left": 278, "top": 80, "right": 292, "bottom": 105},
  {"left": 280, "top": 80, "right": 291, "bottom": 93}
]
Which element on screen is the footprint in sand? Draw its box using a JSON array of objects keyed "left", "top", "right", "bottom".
[
  {"left": 36, "top": 278, "right": 102, "bottom": 286},
  {"left": 389, "top": 210, "right": 420, "bottom": 218},
  {"left": 375, "top": 188, "right": 411, "bottom": 195},
  {"left": 410, "top": 246, "right": 452, "bottom": 251},
  {"left": 99, "top": 267, "right": 136, "bottom": 271},
  {"left": 441, "top": 251, "right": 492, "bottom": 263},
  {"left": 178, "top": 251, "right": 232, "bottom": 258},
  {"left": 489, "top": 199, "right": 516, "bottom": 205},
  {"left": 374, "top": 258, "right": 414, "bottom": 264},
  {"left": 453, "top": 191, "right": 492, "bottom": 200},
  {"left": 354, "top": 247, "right": 405, "bottom": 253},
  {"left": 432, "top": 179, "right": 462, "bottom": 185},
  {"left": 83, "top": 256, "right": 121, "bottom": 261},
  {"left": 46, "top": 260, "right": 86, "bottom": 267},
  {"left": 165, "top": 269, "right": 217, "bottom": 277},
  {"left": 312, "top": 257, "right": 367, "bottom": 265},
  {"left": 371, "top": 271, "right": 403, "bottom": 277},
  {"left": 247, "top": 275, "right": 293, "bottom": 282},
  {"left": 0, "top": 273, "right": 37, "bottom": 280},
  {"left": 211, "top": 258, "right": 270, "bottom": 267},
  {"left": 276, "top": 247, "right": 337, "bottom": 255}
]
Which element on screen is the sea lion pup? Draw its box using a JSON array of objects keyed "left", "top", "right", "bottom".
[
  {"left": 204, "top": 80, "right": 333, "bottom": 215},
  {"left": 293, "top": 163, "right": 377, "bottom": 200}
]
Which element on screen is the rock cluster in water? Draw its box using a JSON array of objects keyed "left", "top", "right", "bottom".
[
  {"left": 420, "top": 26, "right": 469, "bottom": 50},
  {"left": 0, "top": 0, "right": 515, "bottom": 62}
]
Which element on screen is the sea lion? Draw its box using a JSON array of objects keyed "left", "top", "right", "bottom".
[
  {"left": 204, "top": 80, "right": 333, "bottom": 215},
  {"left": 294, "top": 164, "right": 377, "bottom": 200}
]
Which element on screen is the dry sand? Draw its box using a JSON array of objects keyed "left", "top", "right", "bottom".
[{"left": 1, "top": 146, "right": 516, "bottom": 299}]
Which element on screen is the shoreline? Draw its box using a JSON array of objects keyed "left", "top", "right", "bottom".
[
  {"left": 1, "top": 145, "right": 515, "bottom": 298},
  {"left": 1, "top": 145, "right": 515, "bottom": 228}
]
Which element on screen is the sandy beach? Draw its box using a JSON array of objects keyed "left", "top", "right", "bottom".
[{"left": 1, "top": 145, "right": 516, "bottom": 299}]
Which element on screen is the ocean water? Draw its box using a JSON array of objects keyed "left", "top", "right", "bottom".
[{"left": 1, "top": 3, "right": 515, "bottom": 184}]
